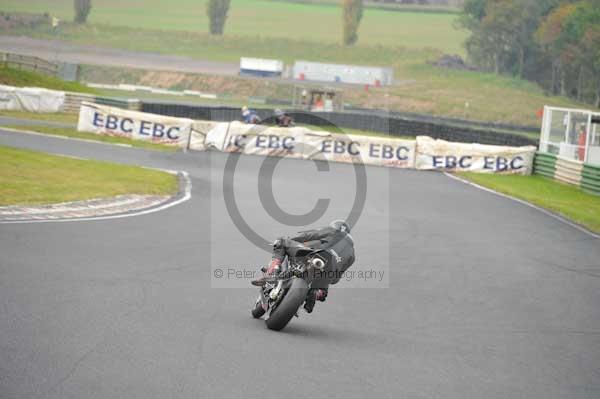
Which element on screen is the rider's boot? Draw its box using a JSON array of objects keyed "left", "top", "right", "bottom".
[
  {"left": 304, "top": 289, "right": 317, "bottom": 313},
  {"left": 251, "top": 258, "right": 281, "bottom": 286},
  {"left": 315, "top": 288, "right": 328, "bottom": 302},
  {"left": 304, "top": 289, "right": 327, "bottom": 313}
]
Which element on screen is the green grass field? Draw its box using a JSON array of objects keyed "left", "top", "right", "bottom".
[
  {"left": 0, "top": 145, "right": 177, "bottom": 205},
  {"left": 0, "top": 66, "right": 97, "bottom": 94},
  {"left": 0, "top": 1, "right": 590, "bottom": 125},
  {"left": 459, "top": 173, "right": 600, "bottom": 233},
  {"left": 0, "top": 109, "right": 79, "bottom": 124},
  {"left": 1, "top": 125, "right": 179, "bottom": 152},
  {"left": 0, "top": 0, "right": 466, "bottom": 52},
  {"left": 266, "top": 0, "right": 461, "bottom": 13}
]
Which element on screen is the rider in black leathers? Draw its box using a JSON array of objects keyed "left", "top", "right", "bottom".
[{"left": 251, "top": 220, "right": 356, "bottom": 312}]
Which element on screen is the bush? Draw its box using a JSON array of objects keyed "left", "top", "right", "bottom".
[
  {"left": 74, "top": 0, "right": 92, "bottom": 24},
  {"left": 206, "top": 0, "right": 231, "bottom": 35},
  {"left": 342, "top": 0, "right": 363, "bottom": 46}
]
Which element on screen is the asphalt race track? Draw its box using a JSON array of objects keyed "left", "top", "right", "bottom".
[
  {"left": 0, "top": 37, "right": 239, "bottom": 77},
  {"left": 1, "top": 128, "right": 599, "bottom": 399}
]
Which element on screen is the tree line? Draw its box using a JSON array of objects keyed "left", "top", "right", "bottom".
[
  {"left": 72, "top": 0, "right": 364, "bottom": 46},
  {"left": 459, "top": 0, "right": 600, "bottom": 107}
]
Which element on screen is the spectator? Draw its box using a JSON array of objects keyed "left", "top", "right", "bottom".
[
  {"left": 274, "top": 108, "right": 294, "bottom": 127},
  {"left": 241, "top": 106, "right": 261, "bottom": 124},
  {"left": 312, "top": 94, "right": 324, "bottom": 111},
  {"left": 324, "top": 94, "right": 334, "bottom": 112},
  {"left": 578, "top": 124, "right": 587, "bottom": 161}
]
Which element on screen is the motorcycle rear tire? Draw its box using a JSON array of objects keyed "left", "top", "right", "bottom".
[{"left": 265, "top": 278, "right": 309, "bottom": 331}]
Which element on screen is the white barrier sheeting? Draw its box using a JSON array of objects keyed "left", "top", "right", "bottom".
[
  {"left": 76, "top": 106, "right": 535, "bottom": 175},
  {"left": 415, "top": 136, "right": 536, "bottom": 174},
  {"left": 190, "top": 120, "right": 219, "bottom": 151},
  {"left": 78, "top": 102, "right": 193, "bottom": 146},
  {"left": 200, "top": 121, "right": 416, "bottom": 168},
  {"left": 0, "top": 85, "right": 65, "bottom": 113}
]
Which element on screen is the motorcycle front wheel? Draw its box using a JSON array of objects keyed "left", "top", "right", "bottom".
[{"left": 265, "top": 278, "right": 309, "bottom": 331}]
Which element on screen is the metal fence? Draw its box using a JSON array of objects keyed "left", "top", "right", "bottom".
[
  {"left": 63, "top": 92, "right": 141, "bottom": 113},
  {"left": 140, "top": 102, "right": 537, "bottom": 147},
  {"left": 1, "top": 52, "right": 58, "bottom": 76},
  {"left": 1, "top": 52, "right": 79, "bottom": 81},
  {"left": 346, "top": 106, "right": 540, "bottom": 135}
]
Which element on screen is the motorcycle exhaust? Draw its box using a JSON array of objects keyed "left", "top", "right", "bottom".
[{"left": 311, "top": 257, "right": 325, "bottom": 270}]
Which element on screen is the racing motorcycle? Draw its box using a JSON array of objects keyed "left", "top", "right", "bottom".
[{"left": 251, "top": 242, "right": 330, "bottom": 331}]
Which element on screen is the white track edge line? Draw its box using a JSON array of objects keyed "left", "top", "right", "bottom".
[
  {"left": 0, "top": 171, "right": 192, "bottom": 224},
  {"left": 444, "top": 172, "right": 600, "bottom": 240}
]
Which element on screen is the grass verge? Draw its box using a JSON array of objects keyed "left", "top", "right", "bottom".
[
  {"left": 0, "top": 66, "right": 98, "bottom": 94},
  {"left": 2, "top": 125, "right": 179, "bottom": 152},
  {"left": 458, "top": 172, "right": 600, "bottom": 233},
  {"left": 0, "top": 144, "right": 178, "bottom": 206},
  {"left": 0, "top": 110, "right": 79, "bottom": 124}
]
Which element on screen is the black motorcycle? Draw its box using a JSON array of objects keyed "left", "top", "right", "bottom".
[{"left": 251, "top": 242, "right": 329, "bottom": 331}]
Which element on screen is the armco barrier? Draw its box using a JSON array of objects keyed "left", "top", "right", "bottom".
[
  {"left": 140, "top": 103, "right": 537, "bottom": 147},
  {"left": 582, "top": 164, "right": 600, "bottom": 195},
  {"left": 554, "top": 157, "right": 584, "bottom": 186},
  {"left": 346, "top": 106, "right": 540, "bottom": 135},
  {"left": 533, "top": 152, "right": 600, "bottom": 196},
  {"left": 64, "top": 92, "right": 141, "bottom": 113},
  {"left": 533, "top": 152, "right": 556, "bottom": 178},
  {"left": 63, "top": 92, "right": 95, "bottom": 113}
]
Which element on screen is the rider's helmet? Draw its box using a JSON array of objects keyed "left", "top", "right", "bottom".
[
  {"left": 241, "top": 106, "right": 250, "bottom": 116},
  {"left": 274, "top": 108, "right": 284, "bottom": 117},
  {"left": 329, "top": 220, "right": 350, "bottom": 234}
]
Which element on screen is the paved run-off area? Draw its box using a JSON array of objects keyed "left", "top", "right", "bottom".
[{"left": 0, "top": 128, "right": 599, "bottom": 399}]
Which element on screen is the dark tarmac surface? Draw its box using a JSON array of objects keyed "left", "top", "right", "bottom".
[{"left": 1, "top": 129, "right": 599, "bottom": 399}]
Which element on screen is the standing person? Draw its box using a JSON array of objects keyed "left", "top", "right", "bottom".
[
  {"left": 578, "top": 124, "right": 587, "bottom": 161},
  {"left": 312, "top": 94, "right": 324, "bottom": 111}
]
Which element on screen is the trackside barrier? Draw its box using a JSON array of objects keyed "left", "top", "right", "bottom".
[
  {"left": 76, "top": 105, "right": 536, "bottom": 175},
  {"left": 63, "top": 92, "right": 94, "bottom": 113},
  {"left": 533, "top": 152, "right": 600, "bottom": 196},
  {"left": 64, "top": 92, "right": 141, "bottom": 113},
  {"left": 140, "top": 103, "right": 538, "bottom": 147},
  {"left": 414, "top": 136, "right": 536, "bottom": 174},
  {"left": 554, "top": 157, "right": 584, "bottom": 186},
  {"left": 192, "top": 121, "right": 534, "bottom": 174},
  {"left": 0, "top": 85, "right": 65, "bottom": 112},
  {"left": 77, "top": 102, "right": 193, "bottom": 147},
  {"left": 582, "top": 164, "right": 600, "bottom": 195},
  {"left": 0, "top": 84, "right": 141, "bottom": 114},
  {"left": 197, "top": 121, "right": 416, "bottom": 168},
  {"left": 533, "top": 152, "right": 557, "bottom": 178}
]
